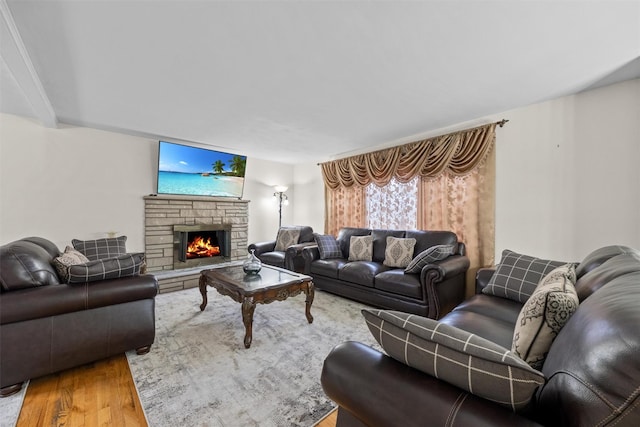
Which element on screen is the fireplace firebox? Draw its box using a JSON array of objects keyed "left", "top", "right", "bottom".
[{"left": 173, "top": 224, "right": 232, "bottom": 269}]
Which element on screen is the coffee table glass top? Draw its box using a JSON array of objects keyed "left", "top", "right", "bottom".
[{"left": 201, "top": 264, "right": 311, "bottom": 292}]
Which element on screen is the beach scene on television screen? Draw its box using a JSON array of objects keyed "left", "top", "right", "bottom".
[{"left": 158, "top": 142, "right": 246, "bottom": 197}]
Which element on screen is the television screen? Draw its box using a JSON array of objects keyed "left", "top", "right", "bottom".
[{"left": 157, "top": 141, "right": 247, "bottom": 198}]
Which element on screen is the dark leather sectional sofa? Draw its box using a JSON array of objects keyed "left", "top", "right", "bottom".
[
  {"left": 302, "top": 227, "right": 470, "bottom": 319},
  {"left": 321, "top": 245, "right": 640, "bottom": 426},
  {"left": 0, "top": 237, "right": 158, "bottom": 396}
]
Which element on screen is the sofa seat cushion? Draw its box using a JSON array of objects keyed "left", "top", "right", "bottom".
[
  {"left": 257, "top": 251, "right": 285, "bottom": 268},
  {"left": 339, "top": 262, "right": 391, "bottom": 287},
  {"left": 310, "top": 258, "right": 349, "bottom": 279},
  {"left": 374, "top": 270, "right": 422, "bottom": 299},
  {"left": 451, "top": 294, "right": 523, "bottom": 325},
  {"left": 440, "top": 296, "right": 522, "bottom": 349},
  {"left": 0, "top": 275, "right": 158, "bottom": 325}
]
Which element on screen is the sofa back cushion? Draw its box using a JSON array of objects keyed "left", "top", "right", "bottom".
[
  {"left": 575, "top": 244, "right": 639, "bottom": 278},
  {"left": 536, "top": 270, "right": 640, "bottom": 426},
  {"left": 336, "top": 228, "right": 371, "bottom": 260},
  {"left": 574, "top": 252, "right": 640, "bottom": 301},
  {"left": 0, "top": 239, "right": 61, "bottom": 291}
]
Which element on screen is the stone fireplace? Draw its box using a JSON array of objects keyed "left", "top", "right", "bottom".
[{"left": 144, "top": 195, "right": 248, "bottom": 292}]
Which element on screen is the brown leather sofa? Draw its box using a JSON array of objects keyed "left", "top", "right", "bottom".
[
  {"left": 321, "top": 245, "right": 640, "bottom": 426},
  {"left": 248, "top": 225, "right": 315, "bottom": 272},
  {"left": 0, "top": 237, "right": 158, "bottom": 397},
  {"left": 302, "top": 227, "right": 469, "bottom": 319}
]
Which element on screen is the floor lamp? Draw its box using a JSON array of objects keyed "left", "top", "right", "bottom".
[{"left": 273, "top": 185, "right": 288, "bottom": 229}]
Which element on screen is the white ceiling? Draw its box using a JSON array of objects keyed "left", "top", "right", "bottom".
[{"left": 1, "top": 1, "right": 639, "bottom": 164}]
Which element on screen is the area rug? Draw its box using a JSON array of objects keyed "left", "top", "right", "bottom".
[
  {"left": 126, "top": 287, "right": 380, "bottom": 426},
  {"left": 0, "top": 383, "right": 27, "bottom": 427}
]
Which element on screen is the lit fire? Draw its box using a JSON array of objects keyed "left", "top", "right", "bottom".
[{"left": 186, "top": 235, "right": 221, "bottom": 259}]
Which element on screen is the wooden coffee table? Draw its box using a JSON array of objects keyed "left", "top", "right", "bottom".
[{"left": 199, "top": 264, "right": 314, "bottom": 348}]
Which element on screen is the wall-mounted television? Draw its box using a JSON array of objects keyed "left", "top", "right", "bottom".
[{"left": 157, "top": 141, "right": 247, "bottom": 198}]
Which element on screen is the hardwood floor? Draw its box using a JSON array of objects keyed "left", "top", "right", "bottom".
[
  {"left": 15, "top": 354, "right": 338, "bottom": 426},
  {"left": 17, "top": 355, "right": 146, "bottom": 427}
]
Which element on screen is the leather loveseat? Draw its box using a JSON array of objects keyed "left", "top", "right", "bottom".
[
  {"left": 248, "top": 225, "right": 315, "bottom": 272},
  {"left": 302, "top": 227, "right": 469, "bottom": 319},
  {"left": 0, "top": 237, "right": 158, "bottom": 397},
  {"left": 321, "top": 245, "right": 640, "bottom": 426}
]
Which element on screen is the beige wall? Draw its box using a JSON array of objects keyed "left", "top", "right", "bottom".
[
  {"left": 2, "top": 79, "right": 638, "bottom": 263},
  {"left": 0, "top": 115, "right": 293, "bottom": 250},
  {"left": 294, "top": 79, "right": 640, "bottom": 263}
]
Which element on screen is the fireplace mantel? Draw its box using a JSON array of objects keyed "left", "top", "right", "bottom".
[{"left": 144, "top": 195, "right": 249, "bottom": 288}]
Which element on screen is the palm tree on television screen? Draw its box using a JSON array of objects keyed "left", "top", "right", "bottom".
[
  {"left": 212, "top": 160, "right": 225, "bottom": 175},
  {"left": 231, "top": 156, "right": 246, "bottom": 177}
]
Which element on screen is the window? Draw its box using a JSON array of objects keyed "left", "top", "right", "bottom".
[{"left": 365, "top": 177, "right": 418, "bottom": 230}]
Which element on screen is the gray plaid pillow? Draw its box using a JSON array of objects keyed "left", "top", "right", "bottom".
[
  {"left": 72, "top": 236, "right": 127, "bottom": 261},
  {"left": 482, "top": 250, "right": 567, "bottom": 303},
  {"left": 274, "top": 228, "right": 301, "bottom": 251},
  {"left": 314, "top": 234, "right": 343, "bottom": 259},
  {"left": 66, "top": 253, "right": 145, "bottom": 284},
  {"left": 362, "top": 309, "right": 545, "bottom": 412},
  {"left": 404, "top": 244, "right": 456, "bottom": 274}
]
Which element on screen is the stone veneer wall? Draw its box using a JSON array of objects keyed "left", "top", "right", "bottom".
[{"left": 144, "top": 195, "right": 249, "bottom": 293}]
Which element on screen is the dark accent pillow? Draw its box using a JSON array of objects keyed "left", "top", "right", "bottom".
[
  {"left": 66, "top": 253, "right": 145, "bottom": 284},
  {"left": 72, "top": 236, "right": 127, "bottom": 261},
  {"left": 404, "top": 244, "right": 456, "bottom": 274},
  {"left": 362, "top": 309, "right": 545, "bottom": 412},
  {"left": 482, "top": 250, "right": 567, "bottom": 303},
  {"left": 314, "top": 234, "right": 343, "bottom": 259}
]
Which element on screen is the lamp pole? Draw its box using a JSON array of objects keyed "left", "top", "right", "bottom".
[{"left": 273, "top": 186, "right": 288, "bottom": 229}]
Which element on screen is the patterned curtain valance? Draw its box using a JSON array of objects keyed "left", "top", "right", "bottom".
[{"left": 321, "top": 122, "right": 497, "bottom": 190}]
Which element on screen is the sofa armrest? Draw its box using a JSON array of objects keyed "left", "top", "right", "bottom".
[
  {"left": 322, "top": 341, "right": 543, "bottom": 427},
  {"left": 420, "top": 254, "right": 470, "bottom": 319},
  {"left": 301, "top": 245, "right": 321, "bottom": 275},
  {"left": 475, "top": 267, "right": 496, "bottom": 294},
  {"left": 247, "top": 240, "right": 277, "bottom": 256},
  {"left": 284, "top": 242, "right": 318, "bottom": 272}
]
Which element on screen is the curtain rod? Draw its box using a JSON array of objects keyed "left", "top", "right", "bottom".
[{"left": 318, "top": 119, "right": 509, "bottom": 166}]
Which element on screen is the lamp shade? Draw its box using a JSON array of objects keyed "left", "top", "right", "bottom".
[{"left": 274, "top": 185, "right": 288, "bottom": 193}]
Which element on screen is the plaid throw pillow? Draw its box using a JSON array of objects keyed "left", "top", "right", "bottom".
[
  {"left": 348, "top": 235, "right": 373, "bottom": 262},
  {"left": 314, "top": 234, "right": 343, "bottom": 259},
  {"left": 404, "top": 244, "right": 456, "bottom": 274},
  {"left": 66, "top": 253, "right": 145, "bottom": 284},
  {"left": 72, "top": 236, "right": 128, "bottom": 261},
  {"left": 362, "top": 309, "right": 545, "bottom": 412},
  {"left": 383, "top": 237, "right": 417, "bottom": 268},
  {"left": 482, "top": 250, "right": 567, "bottom": 303},
  {"left": 274, "top": 228, "right": 301, "bottom": 251},
  {"left": 512, "top": 264, "right": 579, "bottom": 370}
]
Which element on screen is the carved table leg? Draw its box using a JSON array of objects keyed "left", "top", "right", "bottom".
[
  {"left": 305, "top": 282, "right": 315, "bottom": 324},
  {"left": 241, "top": 297, "right": 256, "bottom": 348},
  {"left": 199, "top": 275, "right": 208, "bottom": 311}
]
